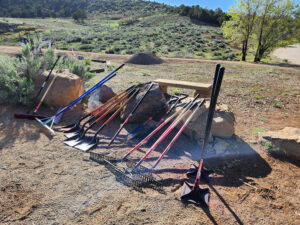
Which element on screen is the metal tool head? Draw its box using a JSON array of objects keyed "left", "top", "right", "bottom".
[
  {"left": 180, "top": 181, "right": 210, "bottom": 207},
  {"left": 60, "top": 123, "right": 81, "bottom": 133},
  {"left": 74, "top": 136, "right": 98, "bottom": 152},
  {"left": 186, "top": 164, "right": 212, "bottom": 183},
  {"left": 64, "top": 133, "right": 84, "bottom": 147}
]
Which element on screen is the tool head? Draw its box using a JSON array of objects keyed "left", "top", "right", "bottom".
[
  {"left": 186, "top": 164, "right": 212, "bottom": 183},
  {"left": 180, "top": 181, "right": 210, "bottom": 207},
  {"left": 61, "top": 124, "right": 81, "bottom": 134},
  {"left": 64, "top": 134, "right": 84, "bottom": 147},
  {"left": 74, "top": 137, "right": 98, "bottom": 152},
  {"left": 14, "top": 113, "right": 46, "bottom": 120}
]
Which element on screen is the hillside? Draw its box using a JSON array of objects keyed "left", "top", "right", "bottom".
[
  {"left": 0, "top": 15, "right": 239, "bottom": 60},
  {"left": 0, "top": 0, "right": 173, "bottom": 18}
]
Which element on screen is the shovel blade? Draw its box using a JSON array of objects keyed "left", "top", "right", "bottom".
[
  {"left": 58, "top": 123, "right": 78, "bottom": 132},
  {"left": 62, "top": 125, "right": 81, "bottom": 134},
  {"left": 186, "top": 164, "right": 212, "bottom": 183},
  {"left": 64, "top": 131, "right": 81, "bottom": 139},
  {"left": 64, "top": 135, "right": 83, "bottom": 147},
  {"left": 180, "top": 182, "right": 210, "bottom": 207},
  {"left": 74, "top": 138, "right": 98, "bottom": 152}
]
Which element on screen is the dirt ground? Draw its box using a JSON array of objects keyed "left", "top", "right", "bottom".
[
  {"left": 0, "top": 47, "right": 300, "bottom": 224},
  {"left": 272, "top": 44, "right": 300, "bottom": 65}
]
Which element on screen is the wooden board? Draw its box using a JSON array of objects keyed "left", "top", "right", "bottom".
[
  {"left": 154, "top": 79, "right": 212, "bottom": 91},
  {"left": 154, "top": 79, "right": 212, "bottom": 98}
]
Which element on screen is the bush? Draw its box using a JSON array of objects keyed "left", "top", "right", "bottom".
[{"left": 0, "top": 54, "right": 34, "bottom": 105}]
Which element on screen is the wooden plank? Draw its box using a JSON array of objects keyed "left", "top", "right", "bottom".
[{"left": 154, "top": 79, "right": 212, "bottom": 91}]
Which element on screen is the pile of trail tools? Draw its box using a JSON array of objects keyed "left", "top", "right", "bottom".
[{"left": 22, "top": 58, "right": 224, "bottom": 208}]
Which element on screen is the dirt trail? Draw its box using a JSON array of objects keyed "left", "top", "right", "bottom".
[
  {"left": 1, "top": 45, "right": 299, "bottom": 71},
  {"left": 273, "top": 44, "right": 300, "bottom": 65}
]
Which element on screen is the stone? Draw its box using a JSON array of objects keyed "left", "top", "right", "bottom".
[
  {"left": 120, "top": 82, "right": 167, "bottom": 123},
  {"left": 34, "top": 69, "right": 84, "bottom": 107},
  {"left": 214, "top": 138, "right": 229, "bottom": 154},
  {"left": 87, "top": 85, "right": 116, "bottom": 111},
  {"left": 259, "top": 127, "right": 300, "bottom": 159},
  {"left": 178, "top": 99, "right": 235, "bottom": 140}
]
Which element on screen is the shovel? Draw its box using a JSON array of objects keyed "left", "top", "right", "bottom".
[
  {"left": 74, "top": 90, "right": 139, "bottom": 151},
  {"left": 63, "top": 89, "right": 133, "bottom": 139},
  {"left": 64, "top": 89, "right": 135, "bottom": 147},
  {"left": 60, "top": 85, "right": 135, "bottom": 133},
  {"left": 180, "top": 66, "right": 225, "bottom": 207}
]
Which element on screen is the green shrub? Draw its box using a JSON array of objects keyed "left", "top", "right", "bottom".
[
  {"left": 118, "top": 17, "right": 138, "bottom": 26},
  {"left": 0, "top": 54, "right": 34, "bottom": 105}
]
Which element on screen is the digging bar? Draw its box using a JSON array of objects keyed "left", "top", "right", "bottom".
[{"left": 180, "top": 67, "right": 225, "bottom": 207}]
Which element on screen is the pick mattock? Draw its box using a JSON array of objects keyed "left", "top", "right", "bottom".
[
  {"left": 122, "top": 100, "right": 192, "bottom": 160},
  {"left": 181, "top": 66, "right": 225, "bottom": 207},
  {"left": 64, "top": 88, "right": 136, "bottom": 147},
  {"left": 36, "top": 64, "right": 125, "bottom": 133},
  {"left": 108, "top": 82, "right": 154, "bottom": 146},
  {"left": 134, "top": 95, "right": 200, "bottom": 168},
  {"left": 14, "top": 53, "right": 65, "bottom": 120},
  {"left": 60, "top": 85, "right": 135, "bottom": 133},
  {"left": 153, "top": 99, "right": 206, "bottom": 168},
  {"left": 74, "top": 89, "right": 139, "bottom": 151}
]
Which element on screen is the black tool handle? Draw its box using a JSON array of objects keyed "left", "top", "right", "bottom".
[
  {"left": 201, "top": 67, "right": 225, "bottom": 158},
  {"left": 130, "top": 82, "right": 154, "bottom": 115}
]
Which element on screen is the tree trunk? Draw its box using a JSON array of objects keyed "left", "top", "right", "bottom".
[{"left": 242, "top": 39, "right": 248, "bottom": 61}]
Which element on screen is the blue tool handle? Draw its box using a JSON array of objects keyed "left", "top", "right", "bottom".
[{"left": 54, "top": 64, "right": 124, "bottom": 118}]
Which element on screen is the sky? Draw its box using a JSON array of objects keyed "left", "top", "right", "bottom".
[{"left": 153, "top": 0, "right": 235, "bottom": 11}]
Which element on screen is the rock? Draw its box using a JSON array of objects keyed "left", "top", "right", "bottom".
[
  {"left": 34, "top": 69, "right": 84, "bottom": 107},
  {"left": 259, "top": 127, "right": 300, "bottom": 159},
  {"left": 214, "top": 138, "right": 229, "bottom": 154},
  {"left": 87, "top": 85, "right": 116, "bottom": 111},
  {"left": 178, "top": 99, "right": 235, "bottom": 140},
  {"left": 120, "top": 82, "right": 167, "bottom": 123},
  {"left": 77, "top": 55, "right": 84, "bottom": 60}
]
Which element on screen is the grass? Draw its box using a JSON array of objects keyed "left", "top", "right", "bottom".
[
  {"left": 253, "top": 127, "right": 266, "bottom": 135},
  {"left": 264, "top": 142, "right": 274, "bottom": 151},
  {"left": 272, "top": 103, "right": 282, "bottom": 108}
]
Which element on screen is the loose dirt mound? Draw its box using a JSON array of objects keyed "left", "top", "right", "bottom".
[{"left": 126, "top": 52, "right": 164, "bottom": 65}]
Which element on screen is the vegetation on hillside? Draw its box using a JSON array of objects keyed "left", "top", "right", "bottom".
[
  {"left": 223, "top": 0, "right": 300, "bottom": 62},
  {"left": 0, "top": 0, "right": 228, "bottom": 26},
  {"left": 0, "top": 0, "right": 173, "bottom": 18},
  {"left": 0, "top": 15, "right": 239, "bottom": 60}
]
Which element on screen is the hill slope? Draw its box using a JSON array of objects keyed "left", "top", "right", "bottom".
[{"left": 0, "top": 0, "right": 173, "bottom": 18}]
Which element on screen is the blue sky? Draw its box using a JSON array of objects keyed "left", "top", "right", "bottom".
[{"left": 153, "top": 0, "right": 235, "bottom": 11}]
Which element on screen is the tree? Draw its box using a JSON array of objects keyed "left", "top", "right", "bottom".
[
  {"left": 72, "top": 10, "right": 87, "bottom": 23},
  {"left": 253, "top": 0, "right": 299, "bottom": 62},
  {"left": 222, "top": 0, "right": 260, "bottom": 61}
]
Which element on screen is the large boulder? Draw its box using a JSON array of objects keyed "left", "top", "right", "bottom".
[
  {"left": 177, "top": 99, "right": 235, "bottom": 140},
  {"left": 120, "top": 82, "right": 167, "bottom": 123},
  {"left": 34, "top": 69, "right": 84, "bottom": 107},
  {"left": 88, "top": 85, "right": 116, "bottom": 111},
  {"left": 259, "top": 127, "right": 300, "bottom": 159}
]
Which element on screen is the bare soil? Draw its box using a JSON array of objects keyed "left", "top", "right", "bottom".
[
  {"left": 272, "top": 44, "right": 300, "bottom": 65},
  {"left": 0, "top": 47, "right": 300, "bottom": 224}
]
